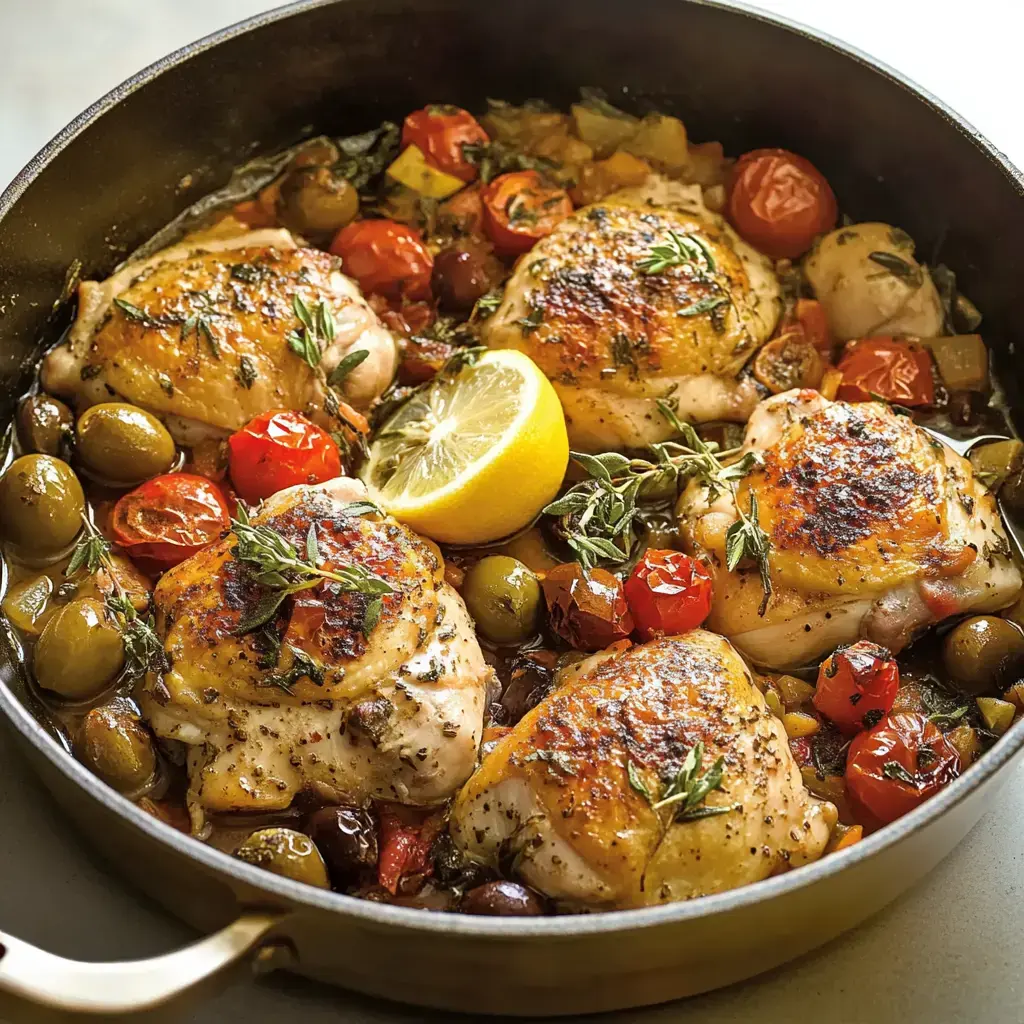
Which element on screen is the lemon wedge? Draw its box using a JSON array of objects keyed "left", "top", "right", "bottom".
[{"left": 362, "top": 350, "right": 569, "bottom": 544}]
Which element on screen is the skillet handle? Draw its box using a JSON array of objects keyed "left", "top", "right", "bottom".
[{"left": 0, "top": 911, "right": 285, "bottom": 1020}]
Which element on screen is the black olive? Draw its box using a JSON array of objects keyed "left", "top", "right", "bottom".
[
  {"left": 431, "top": 831, "right": 490, "bottom": 890},
  {"left": 304, "top": 805, "right": 378, "bottom": 888},
  {"left": 461, "top": 880, "right": 547, "bottom": 916},
  {"left": 500, "top": 650, "right": 557, "bottom": 724}
]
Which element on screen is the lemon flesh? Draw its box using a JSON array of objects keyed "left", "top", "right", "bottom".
[{"left": 362, "top": 350, "right": 569, "bottom": 544}]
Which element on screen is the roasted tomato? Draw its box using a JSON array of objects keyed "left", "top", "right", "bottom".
[
  {"left": 402, "top": 105, "right": 489, "bottom": 183},
  {"left": 836, "top": 337, "right": 935, "bottom": 407},
  {"left": 330, "top": 218, "right": 434, "bottom": 300},
  {"left": 481, "top": 171, "right": 573, "bottom": 256},
  {"left": 752, "top": 333, "right": 825, "bottom": 394},
  {"left": 376, "top": 804, "right": 444, "bottom": 895},
  {"left": 624, "top": 550, "right": 712, "bottom": 640},
  {"left": 228, "top": 410, "right": 342, "bottom": 504},
  {"left": 812, "top": 640, "right": 899, "bottom": 735},
  {"left": 111, "top": 473, "right": 230, "bottom": 571},
  {"left": 845, "top": 713, "right": 961, "bottom": 824},
  {"left": 540, "top": 562, "right": 634, "bottom": 651},
  {"left": 794, "top": 298, "right": 831, "bottom": 353},
  {"left": 728, "top": 148, "right": 837, "bottom": 259}
]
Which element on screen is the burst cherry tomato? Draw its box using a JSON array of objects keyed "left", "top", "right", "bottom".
[
  {"left": 812, "top": 640, "right": 899, "bottom": 735},
  {"left": 541, "top": 562, "right": 634, "bottom": 652},
  {"left": 402, "top": 105, "right": 489, "bottom": 183},
  {"left": 111, "top": 473, "right": 230, "bottom": 571},
  {"left": 330, "top": 218, "right": 434, "bottom": 300},
  {"left": 481, "top": 171, "right": 573, "bottom": 256},
  {"left": 376, "top": 804, "right": 443, "bottom": 895},
  {"left": 728, "top": 148, "right": 837, "bottom": 259},
  {"left": 845, "top": 713, "right": 961, "bottom": 824},
  {"left": 836, "top": 337, "right": 935, "bottom": 407},
  {"left": 228, "top": 409, "right": 341, "bottom": 504},
  {"left": 623, "top": 550, "right": 713, "bottom": 640}
]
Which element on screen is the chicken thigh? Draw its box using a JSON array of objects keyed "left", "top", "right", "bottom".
[
  {"left": 678, "top": 390, "right": 1022, "bottom": 670},
  {"left": 482, "top": 178, "right": 782, "bottom": 452},
  {"left": 139, "top": 477, "right": 490, "bottom": 827},
  {"left": 42, "top": 224, "right": 397, "bottom": 442},
  {"left": 450, "top": 631, "right": 834, "bottom": 910}
]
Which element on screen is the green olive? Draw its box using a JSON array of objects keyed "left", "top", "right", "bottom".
[
  {"left": 234, "top": 827, "right": 330, "bottom": 889},
  {"left": 942, "top": 615, "right": 1024, "bottom": 695},
  {"left": 277, "top": 166, "right": 359, "bottom": 237},
  {"left": 17, "top": 395, "right": 73, "bottom": 457},
  {"left": 78, "top": 705, "right": 156, "bottom": 794},
  {"left": 76, "top": 403, "right": 175, "bottom": 485},
  {"left": 0, "top": 454, "right": 85, "bottom": 555},
  {"left": 34, "top": 598, "right": 125, "bottom": 700},
  {"left": 462, "top": 555, "right": 541, "bottom": 645}
]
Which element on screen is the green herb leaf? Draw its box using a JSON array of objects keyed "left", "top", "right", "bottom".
[
  {"left": 882, "top": 760, "right": 918, "bottom": 786},
  {"left": 473, "top": 289, "right": 504, "bottom": 320},
  {"left": 627, "top": 758, "right": 653, "bottom": 803},
  {"left": 288, "top": 295, "right": 335, "bottom": 370},
  {"left": 327, "top": 349, "right": 369, "bottom": 386},
  {"left": 236, "top": 355, "right": 258, "bottom": 389},
  {"left": 65, "top": 516, "right": 112, "bottom": 578},
  {"left": 363, "top": 596, "right": 384, "bottom": 637},
  {"left": 636, "top": 230, "right": 717, "bottom": 276}
]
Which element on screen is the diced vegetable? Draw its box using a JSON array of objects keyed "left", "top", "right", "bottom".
[
  {"left": 764, "top": 687, "right": 785, "bottom": 719},
  {"left": 783, "top": 711, "right": 820, "bottom": 739},
  {"left": 976, "top": 696, "right": 1016, "bottom": 735},
  {"left": 825, "top": 823, "right": 864, "bottom": 853},
  {"left": 569, "top": 151, "right": 651, "bottom": 206},
  {"left": 969, "top": 439, "right": 1024, "bottom": 491},
  {"left": 387, "top": 144, "right": 466, "bottom": 199},
  {"left": 776, "top": 674, "right": 816, "bottom": 708},
  {"left": 570, "top": 103, "right": 638, "bottom": 157},
  {"left": 926, "top": 334, "right": 989, "bottom": 392},
  {"left": 620, "top": 114, "right": 689, "bottom": 172},
  {"left": 685, "top": 141, "right": 728, "bottom": 187},
  {"left": 946, "top": 724, "right": 981, "bottom": 767}
]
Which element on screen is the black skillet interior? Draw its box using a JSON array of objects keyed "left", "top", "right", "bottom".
[{"left": 0, "top": 0, "right": 1022, "bottom": 702}]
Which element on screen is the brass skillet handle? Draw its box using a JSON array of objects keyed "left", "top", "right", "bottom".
[{"left": 0, "top": 911, "right": 283, "bottom": 1019}]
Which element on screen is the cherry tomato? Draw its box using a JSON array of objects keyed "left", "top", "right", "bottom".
[
  {"left": 402, "top": 105, "right": 489, "bottom": 183},
  {"left": 835, "top": 337, "right": 935, "bottom": 407},
  {"left": 330, "top": 219, "right": 434, "bottom": 300},
  {"left": 812, "top": 640, "right": 899, "bottom": 735},
  {"left": 228, "top": 409, "right": 341, "bottom": 504},
  {"left": 540, "top": 562, "right": 634, "bottom": 652},
  {"left": 845, "top": 713, "right": 960, "bottom": 824},
  {"left": 727, "top": 148, "right": 837, "bottom": 259},
  {"left": 481, "top": 171, "right": 573, "bottom": 256},
  {"left": 376, "top": 804, "right": 443, "bottom": 895},
  {"left": 623, "top": 550, "right": 713, "bottom": 640},
  {"left": 794, "top": 298, "right": 832, "bottom": 353},
  {"left": 111, "top": 473, "right": 230, "bottom": 571}
]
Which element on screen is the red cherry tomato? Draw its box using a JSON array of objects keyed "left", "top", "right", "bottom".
[
  {"left": 728, "top": 148, "right": 837, "bottom": 259},
  {"left": 836, "top": 337, "right": 934, "bottom": 407},
  {"left": 623, "top": 550, "right": 713, "bottom": 640},
  {"left": 402, "top": 105, "right": 489, "bottom": 183},
  {"left": 481, "top": 171, "right": 573, "bottom": 256},
  {"left": 540, "top": 563, "right": 634, "bottom": 652},
  {"left": 376, "top": 804, "right": 444, "bottom": 895},
  {"left": 812, "top": 640, "right": 899, "bottom": 735},
  {"left": 228, "top": 409, "right": 341, "bottom": 504},
  {"left": 111, "top": 473, "right": 230, "bottom": 572},
  {"left": 845, "top": 713, "right": 960, "bottom": 824},
  {"left": 330, "top": 219, "right": 434, "bottom": 300}
]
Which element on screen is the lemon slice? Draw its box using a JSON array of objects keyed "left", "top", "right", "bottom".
[{"left": 362, "top": 349, "right": 569, "bottom": 544}]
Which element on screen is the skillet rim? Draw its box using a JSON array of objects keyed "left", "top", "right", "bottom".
[{"left": 1, "top": 0, "right": 1023, "bottom": 940}]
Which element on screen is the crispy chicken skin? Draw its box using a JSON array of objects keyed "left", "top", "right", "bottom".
[
  {"left": 42, "top": 226, "right": 397, "bottom": 442},
  {"left": 139, "top": 478, "right": 489, "bottom": 824},
  {"left": 679, "top": 390, "right": 1022, "bottom": 669},
  {"left": 482, "top": 178, "right": 781, "bottom": 451},
  {"left": 450, "top": 631, "right": 834, "bottom": 910}
]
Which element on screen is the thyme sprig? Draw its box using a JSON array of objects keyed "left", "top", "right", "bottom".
[
  {"left": 628, "top": 741, "right": 738, "bottom": 824},
  {"left": 231, "top": 503, "right": 393, "bottom": 635},
  {"left": 636, "top": 230, "right": 717, "bottom": 276},
  {"left": 65, "top": 516, "right": 166, "bottom": 680},
  {"left": 288, "top": 294, "right": 336, "bottom": 370}
]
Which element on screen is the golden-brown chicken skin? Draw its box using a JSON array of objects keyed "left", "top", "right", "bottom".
[
  {"left": 42, "top": 226, "right": 396, "bottom": 442},
  {"left": 483, "top": 178, "right": 781, "bottom": 451},
  {"left": 450, "top": 631, "right": 834, "bottom": 909},
  {"left": 679, "top": 391, "right": 1022, "bottom": 669},
  {"left": 140, "top": 478, "right": 489, "bottom": 825}
]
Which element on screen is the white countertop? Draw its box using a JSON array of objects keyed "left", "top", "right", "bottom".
[{"left": 1, "top": 2, "right": 1022, "bottom": 1021}]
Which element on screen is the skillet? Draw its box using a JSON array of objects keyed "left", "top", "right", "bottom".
[{"left": 1, "top": 0, "right": 1024, "bottom": 1016}]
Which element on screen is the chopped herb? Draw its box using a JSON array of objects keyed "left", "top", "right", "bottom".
[
  {"left": 882, "top": 760, "right": 918, "bottom": 786},
  {"left": 517, "top": 300, "right": 544, "bottom": 333},
  {"left": 627, "top": 758, "right": 653, "bottom": 803},
  {"left": 157, "top": 373, "right": 174, "bottom": 396},
  {"left": 113, "top": 297, "right": 165, "bottom": 326},
  {"left": 473, "top": 289, "right": 504, "bottom": 320},
  {"left": 636, "top": 230, "right": 716, "bottom": 276},
  {"left": 523, "top": 749, "right": 576, "bottom": 774},
  {"left": 724, "top": 492, "right": 773, "bottom": 616},
  {"left": 181, "top": 312, "right": 220, "bottom": 358},
  {"left": 363, "top": 596, "right": 384, "bottom": 637},
  {"left": 867, "top": 251, "right": 923, "bottom": 289},
  {"left": 288, "top": 294, "right": 336, "bottom": 369},
  {"left": 677, "top": 294, "right": 729, "bottom": 317},
  {"left": 236, "top": 355, "right": 258, "bottom": 389},
  {"left": 259, "top": 645, "right": 326, "bottom": 695},
  {"left": 80, "top": 364, "right": 103, "bottom": 381},
  {"left": 230, "top": 262, "right": 269, "bottom": 285},
  {"left": 327, "top": 348, "right": 369, "bottom": 387},
  {"left": 65, "top": 515, "right": 112, "bottom": 578},
  {"left": 630, "top": 741, "right": 738, "bottom": 824},
  {"left": 106, "top": 592, "right": 167, "bottom": 681}
]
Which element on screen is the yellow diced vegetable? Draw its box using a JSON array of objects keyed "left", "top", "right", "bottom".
[
  {"left": 947, "top": 724, "right": 981, "bottom": 766},
  {"left": 621, "top": 114, "right": 689, "bottom": 173},
  {"left": 969, "top": 439, "right": 1024, "bottom": 491},
  {"left": 819, "top": 367, "right": 844, "bottom": 401},
  {"left": 386, "top": 145, "right": 464, "bottom": 200},
  {"left": 776, "top": 674, "right": 816, "bottom": 709},
  {"left": 783, "top": 711, "right": 820, "bottom": 739},
  {"left": 570, "top": 151, "right": 651, "bottom": 206},
  {"left": 926, "top": 334, "right": 989, "bottom": 391},
  {"left": 800, "top": 767, "right": 855, "bottom": 823},
  {"left": 764, "top": 687, "right": 784, "bottom": 719},
  {"left": 977, "top": 696, "right": 1015, "bottom": 735},
  {"left": 3, "top": 575, "right": 55, "bottom": 636},
  {"left": 825, "top": 823, "right": 863, "bottom": 853},
  {"left": 571, "top": 103, "right": 638, "bottom": 158}
]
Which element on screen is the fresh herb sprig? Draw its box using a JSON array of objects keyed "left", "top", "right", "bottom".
[
  {"left": 628, "top": 740, "right": 738, "bottom": 824},
  {"left": 65, "top": 516, "right": 167, "bottom": 680},
  {"left": 636, "top": 230, "right": 717, "bottom": 276},
  {"left": 288, "top": 294, "right": 336, "bottom": 370},
  {"left": 231, "top": 503, "right": 393, "bottom": 635}
]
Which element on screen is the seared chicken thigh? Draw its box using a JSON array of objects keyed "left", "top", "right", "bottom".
[
  {"left": 43, "top": 226, "right": 397, "bottom": 442},
  {"left": 450, "top": 631, "right": 834, "bottom": 909},
  {"left": 139, "top": 477, "right": 489, "bottom": 825},
  {"left": 679, "top": 391, "right": 1022, "bottom": 670},
  {"left": 483, "top": 178, "right": 782, "bottom": 451}
]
